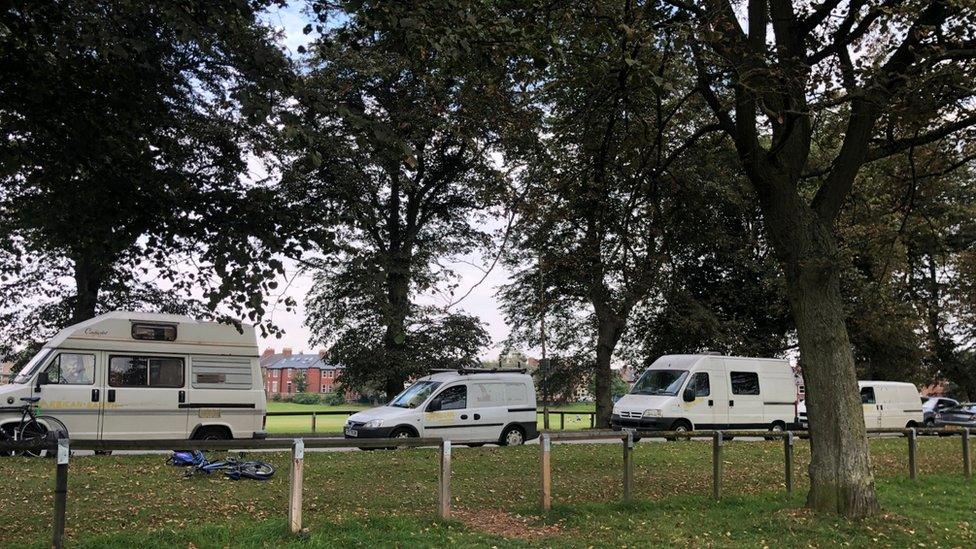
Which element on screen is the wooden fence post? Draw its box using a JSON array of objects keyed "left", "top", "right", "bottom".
[
  {"left": 623, "top": 432, "right": 634, "bottom": 503},
  {"left": 53, "top": 436, "right": 69, "bottom": 549},
  {"left": 311, "top": 412, "right": 317, "bottom": 434},
  {"left": 590, "top": 414, "right": 595, "bottom": 428},
  {"left": 288, "top": 439, "right": 304, "bottom": 534},
  {"left": 541, "top": 434, "right": 552, "bottom": 511},
  {"left": 560, "top": 413, "right": 565, "bottom": 430},
  {"left": 908, "top": 428, "right": 917, "bottom": 480},
  {"left": 963, "top": 428, "right": 971, "bottom": 482},
  {"left": 438, "top": 440, "right": 452, "bottom": 519},
  {"left": 712, "top": 431, "right": 723, "bottom": 500},
  {"left": 784, "top": 431, "right": 794, "bottom": 495}
]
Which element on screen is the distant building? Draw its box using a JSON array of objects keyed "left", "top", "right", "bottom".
[
  {"left": 0, "top": 362, "right": 13, "bottom": 385},
  {"left": 260, "top": 348, "right": 347, "bottom": 397}
]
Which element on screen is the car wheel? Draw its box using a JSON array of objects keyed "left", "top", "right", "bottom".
[
  {"left": 764, "top": 421, "right": 785, "bottom": 441},
  {"left": 500, "top": 426, "right": 525, "bottom": 446}
]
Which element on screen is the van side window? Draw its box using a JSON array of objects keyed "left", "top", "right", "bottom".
[
  {"left": 110, "top": 356, "right": 184, "bottom": 388},
  {"left": 688, "top": 372, "right": 710, "bottom": 397},
  {"left": 730, "top": 372, "right": 760, "bottom": 395},
  {"left": 860, "top": 387, "right": 876, "bottom": 404},
  {"left": 191, "top": 357, "right": 252, "bottom": 390},
  {"left": 472, "top": 383, "right": 506, "bottom": 405},
  {"left": 505, "top": 383, "right": 527, "bottom": 404},
  {"left": 131, "top": 323, "right": 177, "bottom": 341},
  {"left": 438, "top": 385, "right": 467, "bottom": 410},
  {"left": 44, "top": 353, "right": 95, "bottom": 385}
]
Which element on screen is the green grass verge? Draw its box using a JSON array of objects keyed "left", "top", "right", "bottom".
[
  {"left": 264, "top": 402, "right": 597, "bottom": 433},
  {"left": 1, "top": 436, "right": 973, "bottom": 547}
]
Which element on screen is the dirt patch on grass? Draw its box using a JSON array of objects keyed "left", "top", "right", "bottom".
[{"left": 453, "top": 507, "right": 564, "bottom": 540}]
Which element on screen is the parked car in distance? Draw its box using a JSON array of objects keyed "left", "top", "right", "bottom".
[
  {"left": 1, "top": 311, "right": 267, "bottom": 442},
  {"left": 344, "top": 368, "right": 538, "bottom": 446},
  {"left": 922, "top": 396, "right": 960, "bottom": 427},
  {"left": 798, "top": 381, "right": 924, "bottom": 430},
  {"left": 933, "top": 403, "right": 976, "bottom": 429},
  {"left": 611, "top": 354, "right": 799, "bottom": 435}
]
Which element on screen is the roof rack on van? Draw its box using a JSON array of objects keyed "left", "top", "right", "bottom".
[{"left": 430, "top": 367, "right": 528, "bottom": 375}]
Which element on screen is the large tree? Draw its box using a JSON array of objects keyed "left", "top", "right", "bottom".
[
  {"left": 500, "top": 0, "right": 722, "bottom": 427},
  {"left": 666, "top": 0, "right": 976, "bottom": 516},
  {"left": 285, "top": 1, "right": 525, "bottom": 397},
  {"left": 0, "top": 0, "right": 294, "bottom": 355}
]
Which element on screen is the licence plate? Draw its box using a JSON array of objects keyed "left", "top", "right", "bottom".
[{"left": 345, "top": 428, "right": 358, "bottom": 437}]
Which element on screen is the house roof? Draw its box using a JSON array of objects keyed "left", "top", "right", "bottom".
[{"left": 260, "top": 353, "right": 342, "bottom": 370}]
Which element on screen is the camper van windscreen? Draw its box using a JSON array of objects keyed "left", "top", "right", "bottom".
[
  {"left": 632, "top": 370, "right": 689, "bottom": 396},
  {"left": 131, "top": 323, "right": 177, "bottom": 342}
]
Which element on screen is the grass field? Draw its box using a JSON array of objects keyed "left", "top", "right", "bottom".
[
  {"left": 1, "top": 436, "right": 973, "bottom": 547},
  {"left": 265, "top": 402, "right": 597, "bottom": 434}
]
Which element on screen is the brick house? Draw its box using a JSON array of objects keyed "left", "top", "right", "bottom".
[{"left": 260, "top": 348, "right": 345, "bottom": 397}]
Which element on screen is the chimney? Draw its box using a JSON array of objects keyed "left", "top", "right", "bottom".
[
  {"left": 261, "top": 348, "right": 275, "bottom": 358},
  {"left": 283, "top": 347, "right": 293, "bottom": 356}
]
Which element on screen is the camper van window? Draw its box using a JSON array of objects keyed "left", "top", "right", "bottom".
[
  {"left": 131, "top": 323, "right": 177, "bottom": 342},
  {"left": 390, "top": 380, "right": 442, "bottom": 408},
  {"left": 109, "top": 356, "right": 185, "bottom": 388},
  {"left": 438, "top": 385, "right": 467, "bottom": 410},
  {"left": 44, "top": 353, "right": 95, "bottom": 385},
  {"left": 632, "top": 370, "right": 689, "bottom": 396},
  {"left": 12, "top": 349, "right": 51, "bottom": 385},
  {"left": 860, "top": 387, "right": 876, "bottom": 404},
  {"left": 730, "top": 372, "right": 760, "bottom": 395},
  {"left": 687, "top": 372, "right": 710, "bottom": 397}
]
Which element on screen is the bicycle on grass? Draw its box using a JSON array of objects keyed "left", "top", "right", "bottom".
[{"left": 168, "top": 450, "right": 275, "bottom": 480}]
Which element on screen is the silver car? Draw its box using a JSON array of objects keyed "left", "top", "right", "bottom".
[{"left": 933, "top": 403, "right": 976, "bottom": 429}]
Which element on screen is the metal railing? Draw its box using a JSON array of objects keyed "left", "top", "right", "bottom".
[{"left": 2, "top": 426, "right": 970, "bottom": 548}]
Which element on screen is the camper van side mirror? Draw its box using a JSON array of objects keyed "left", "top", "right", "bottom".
[
  {"left": 682, "top": 388, "right": 695, "bottom": 402},
  {"left": 36, "top": 372, "right": 49, "bottom": 388},
  {"left": 427, "top": 398, "right": 442, "bottom": 412}
]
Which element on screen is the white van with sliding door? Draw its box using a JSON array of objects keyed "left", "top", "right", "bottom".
[
  {"left": 344, "top": 369, "right": 538, "bottom": 446},
  {"left": 858, "top": 381, "right": 923, "bottom": 429},
  {"left": 611, "top": 354, "right": 798, "bottom": 435},
  {"left": 0, "top": 311, "right": 267, "bottom": 441}
]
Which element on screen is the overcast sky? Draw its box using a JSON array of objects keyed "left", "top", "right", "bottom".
[{"left": 255, "top": 4, "right": 515, "bottom": 358}]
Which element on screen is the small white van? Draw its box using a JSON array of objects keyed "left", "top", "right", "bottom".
[
  {"left": 612, "top": 354, "right": 798, "bottom": 433},
  {"left": 344, "top": 369, "right": 538, "bottom": 446},
  {"left": 0, "top": 311, "right": 267, "bottom": 441},
  {"left": 858, "top": 381, "right": 923, "bottom": 429},
  {"left": 797, "top": 381, "right": 923, "bottom": 430}
]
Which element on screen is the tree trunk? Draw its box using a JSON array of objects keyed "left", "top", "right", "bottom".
[
  {"left": 72, "top": 257, "right": 105, "bottom": 323},
  {"left": 382, "top": 259, "right": 411, "bottom": 400},
  {"left": 594, "top": 314, "right": 625, "bottom": 428},
  {"left": 762, "top": 196, "right": 880, "bottom": 517}
]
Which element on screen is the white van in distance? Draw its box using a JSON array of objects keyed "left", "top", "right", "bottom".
[
  {"left": 612, "top": 354, "right": 798, "bottom": 434},
  {"left": 797, "top": 381, "right": 923, "bottom": 430},
  {"left": 1, "top": 311, "right": 267, "bottom": 441},
  {"left": 344, "top": 369, "right": 538, "bottom": 446}
]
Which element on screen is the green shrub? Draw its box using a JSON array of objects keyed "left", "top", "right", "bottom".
[
  {"left": 291, "top": 392, "right": 321, "bottom": 405},
  {"left": 323, "top": 388, "right": 346, "bottom": 406}
]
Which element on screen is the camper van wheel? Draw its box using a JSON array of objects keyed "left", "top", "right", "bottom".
[
  {"left": 764, "top": 421, "right": 786, "bottom": 441},
  {"left": 194, "top": 426, "right": 231, "bottom": 440},
  {"left": 500, "top": 426, "right": 525, "bottom": 446}
]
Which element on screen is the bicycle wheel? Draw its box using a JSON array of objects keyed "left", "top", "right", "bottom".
[
  {"left": 36, "top": 416, "right": 68, "bottom": 440},
  {"left": 15, "top": 420, "right": 50, "bottom": 457},
  {"left": 229, "top": 460, "right": 275, "bottom": 481}
]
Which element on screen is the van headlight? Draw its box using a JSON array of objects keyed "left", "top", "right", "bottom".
[
  {"left": 364, "top": 419, "right": 384, "bottom": 428},
  {"left": 643, "top": 409, "right": 662, "bottom": 418}
]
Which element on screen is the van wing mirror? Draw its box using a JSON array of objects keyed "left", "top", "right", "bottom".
[
  {"left": 36, "top": 372, "right": 49, "bottom": 387},
  {"left": 682, "top": 388, "right": 695, "bottom": 402}
]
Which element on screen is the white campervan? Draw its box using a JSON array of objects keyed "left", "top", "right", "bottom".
[
  {"left": 612, "top": 354, "right": 798, "bottom": 434},
  {"left": 858, "top": 381, "right": 923, "bottom": 429},
  {"left": 0, "top": 312, "right": 267, "bottom": 441},
  {"left": 344, "top": 369, "right": 538, "bottom": 446}
]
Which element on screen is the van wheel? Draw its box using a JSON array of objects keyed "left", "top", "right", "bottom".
[
  {"left": 194, "top": 426, "right": 231, "bottom": 440},
  {"left": 500, "top": 426, "right": 525, "bottom": 446},
  {"left": 665, "top": 420, "right": 691, "bottom": 442},
  {"left": 764, "top": 421, "right": 786, "bottom": 441}
]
